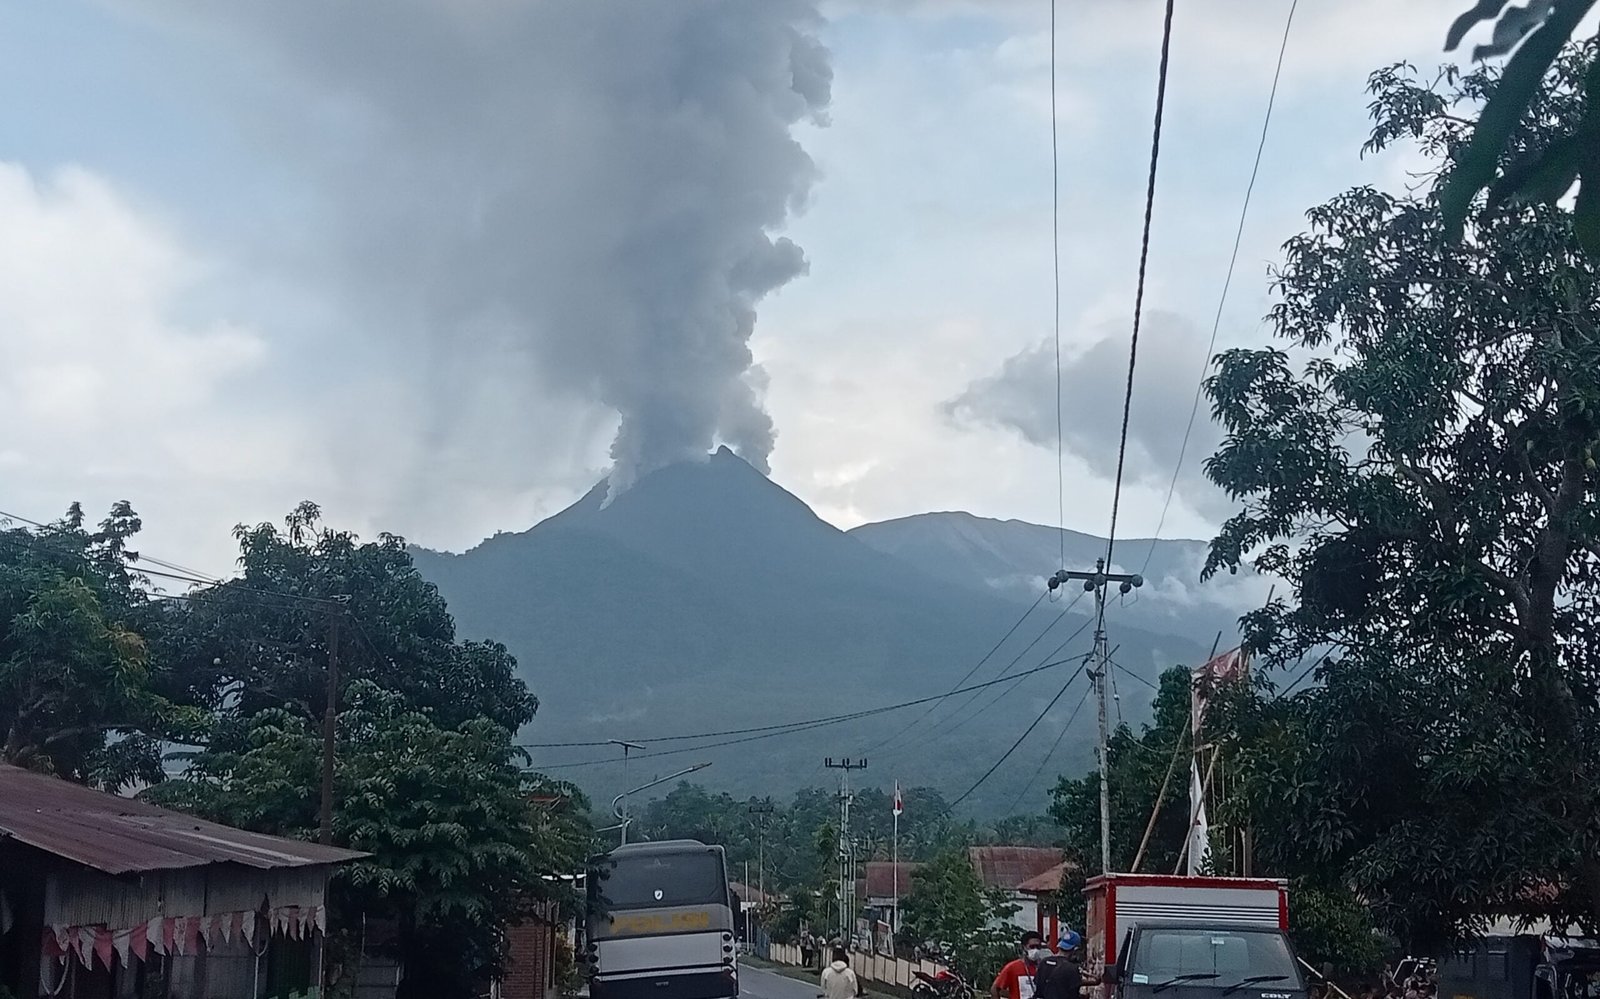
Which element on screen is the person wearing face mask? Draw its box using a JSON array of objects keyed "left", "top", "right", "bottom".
[
  {"left": 1035, "top": 930, "right": 1091, "bottom": 999},
  {"left": 993, "top": 931, "right": 1048, "bottom": 999}
]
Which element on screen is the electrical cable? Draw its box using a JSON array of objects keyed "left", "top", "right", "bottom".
[
  {"left": 861, "top": 590, "right": 1049, "bottom": 755},
  {"left": 950, "top": 661, "right": 1089, "bottom": 807},
  {"left": 883, "top": 590, "right": 1088, "bottom": 749},
  {"left": 1003, "top": 682, "right": 1095, "bottom": 815},
  {"left": 1112, "top": 659, "right": 1159, "bottom": 691},
  {"left": 1139, "top": 0, "right": 1300, "bottom": 577},
  {"left": 909, "top": 611, "right": 1096, "bottom": 748},
  {"left": 524, "top": 652, "right": 1093, "bottom": 768},
  {"left": 1104, "top": 0, "right": 1178, "bottom": 571},
  {"left": 1050, "top": 0, "right": 1065, "bottom": 569},
  {"left": 1277, "top": 649, "right": 1331, "bottom": 700}
]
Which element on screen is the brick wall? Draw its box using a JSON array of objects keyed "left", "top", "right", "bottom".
[{"left": 503, "top": 905, "right": 558, "bottom": 999}]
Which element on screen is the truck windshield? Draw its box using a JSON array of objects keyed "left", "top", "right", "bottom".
[
  {"left": 1134, "top": 928, "right": 1300, "bottom": 986},
  {"left": 590, "top": 850, "right": 728, "bottom": 911}
]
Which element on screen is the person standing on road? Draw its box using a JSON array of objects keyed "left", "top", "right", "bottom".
[
  {"left": 1036, "top": 931, "right": 1092, "bottom": 999},
  {"left": 993, "top": 931, "right": 1048, "bottom": 999},
  {"left": 823, "top": 945, "right": 862, "bottom": 999}
]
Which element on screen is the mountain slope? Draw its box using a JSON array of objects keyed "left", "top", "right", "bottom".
[
  {"left": 410, "top": 450, "right": 1207, "bottom": 813},
  {"left": 848, "top": 512, "right": 1268, "bottom": 645}
]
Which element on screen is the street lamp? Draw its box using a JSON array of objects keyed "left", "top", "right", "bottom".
[{"left": 612, "top": 762, "right": 712, "bottom": 845}]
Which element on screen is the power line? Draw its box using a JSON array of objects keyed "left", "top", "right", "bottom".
[
  {"left": 889, "top": 591, "right": 1088, "bottom": 748},
  {"left": 913, "top": 610, "right": 1095, "bottom": 748},
  {"left": 1277, "top": 649, "right": 1330, "bottom": 700},
  {"left": 1140, "top": 0, "right": 1300, "bottom": 577},
  {"left": 1050, "top": 0, "right": 1065, "bottom": 568},
  {"left": 524, "top": 652, "right": 1093, "bottom": 769},
  {"left": 1112, "top": 658, "right": 1159, "bottom": 691},
  {"left": 951, "top": 660, "right": 1089, "bottom": 808},
  {"left": 1004, "top": 681, "right": 1095, "bottom": 815},
  {"left": 862, "top": 590, "right": 1049, "bottom": 755},
  {"left": 1104, "top": 0, "right": 1178, "bottom": 571},
  {"left": 0, "top": 509, "right": 346, "bottom": 609}
]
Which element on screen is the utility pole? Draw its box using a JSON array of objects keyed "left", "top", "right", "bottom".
[
  {"left": 748, "top": 804, "right": 774, "bottom": 902},
  {"left": 1049, "top": 560, "right": 1143, "bottom": 874},
  {"left": 609, "top": 740, "right": 645, "bottom": 845},
  {"left": 824, "top": 757, "right": 867, "bottom": 945},
  {"left": 319, "top": 613, "right": 340, "bottom": 846}
]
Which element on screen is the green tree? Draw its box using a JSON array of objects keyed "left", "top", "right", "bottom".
[
  {"left": 0, "top": 503, "right": 194, "bottom": 788},
  {"left": 155, "top": 501, "right": 536, "bottom": 734},
  {"left": 148, "top": 680, "right": 589, "bottom": 998},
  {"left": 1439, "top": 3, "right": 1600, "bottom": 248},
  {"left": 1049, "top": 667, "right": 1191, "bottom": 875},
  {"left": 1203, "top": 50, "right": 1600, "bottom": 948},
  {"left": 899, "top": 850, "right": 1019, "bottom": 982}
]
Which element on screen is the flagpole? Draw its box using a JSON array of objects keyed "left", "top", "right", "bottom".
[{"left": 891, "top": 781, "right": 900, "bottom": 957}]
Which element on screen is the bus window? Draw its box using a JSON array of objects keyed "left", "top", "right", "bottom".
[{"left": 591, "top": 851, "right": 728, "bottom": 910}]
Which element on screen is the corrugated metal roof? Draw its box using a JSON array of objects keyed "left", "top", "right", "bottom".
[
  {"left": 860, "top": 862, "right": 922, "bottom": 900},
  {"left": 0, "top": 765, "right": 365, "bottom": 876},
  {"left": 1016, "top": 860, "right": 1078, "bottom": 894},
  {"left": 967, "top": 847, "right": 1065, "bottom": 890}
]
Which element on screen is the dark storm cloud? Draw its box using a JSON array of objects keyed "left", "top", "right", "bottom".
[
  {"left": 154, "top": 0, "right": 831, "bottom": 495},
  {"left": 943, "top": 312, "right": 1228, "bottom": 512}
]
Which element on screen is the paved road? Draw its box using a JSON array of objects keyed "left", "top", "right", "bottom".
[{"left": 740, "top": 963, "right": 824, "bottom": 999}]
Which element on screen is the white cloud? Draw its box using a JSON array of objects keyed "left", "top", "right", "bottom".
[
  {"left": 0, "top": 163, "right": 294, "bottom": 571},
  {"left": 0, "top": 0, "right": 1512, "bottom": 572}
]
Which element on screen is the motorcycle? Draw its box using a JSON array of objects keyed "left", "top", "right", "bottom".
[{"left": 914, "top": 968, "right": 976, "bottom": 999}]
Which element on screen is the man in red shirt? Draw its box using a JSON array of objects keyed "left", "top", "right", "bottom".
[{"left": 993, "top": 931, "right": 1048, "bottom": 999}]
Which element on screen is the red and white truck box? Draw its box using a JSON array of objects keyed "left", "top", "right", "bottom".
[{"left": 1083, "top": 874, "right": 1290, "bottom": 981}]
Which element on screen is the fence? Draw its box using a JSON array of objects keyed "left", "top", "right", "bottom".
[{"left": 766, "top": 942, "right": 948, "bottom": 991}]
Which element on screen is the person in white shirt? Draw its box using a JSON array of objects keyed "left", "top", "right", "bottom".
[{"left": 822, "top": 945, "right": 862, "bottom": 999}]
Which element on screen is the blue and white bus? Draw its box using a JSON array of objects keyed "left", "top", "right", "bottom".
[{"left": 586, "top": 840, "right": 739, "bottom": 999}]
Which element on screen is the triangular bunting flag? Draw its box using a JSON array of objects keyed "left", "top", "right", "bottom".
[{"left": 132, "top": 922, "right": 150, "bottom": 962}]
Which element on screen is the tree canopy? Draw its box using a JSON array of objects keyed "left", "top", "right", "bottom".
[
  {"left": 898, "top": 849, "right": 1020, "bottom": 981},
  {"left": 1, "top": 503, "right": 199, "bottom": 788},
  {"left": 1204, "top": 47, "right": 1600, "bottom": 948},
  {"left": 2, "top": 501, "right": 589, "bottom": 998}
]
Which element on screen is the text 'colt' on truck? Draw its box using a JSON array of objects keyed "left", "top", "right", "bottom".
[{"left": 1084, "top": 874, "right": 1308, "bottom": 999}]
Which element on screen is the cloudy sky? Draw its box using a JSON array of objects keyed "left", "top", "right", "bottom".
[{"left": 0, "top": 0, "right": 1485, "bottom": 574}]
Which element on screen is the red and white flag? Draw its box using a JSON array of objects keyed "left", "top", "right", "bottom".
[{"left": 892, "top": 782, "right": 903, "bottom": 817}]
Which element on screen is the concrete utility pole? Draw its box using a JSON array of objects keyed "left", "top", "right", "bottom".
[
  {"left": 1049, "top": 560, "right": 1143, "bottom": 874},
  {"left": 748, "top": 804, "right": 774, "bottom": 902},
  {"left": 824, "top": 757, "right": 867, "bottom": 944}
]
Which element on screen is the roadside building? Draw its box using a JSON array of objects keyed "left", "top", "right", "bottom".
[
  {"left": 1015, "top": 861, "right": 1079, "bottom": 943},
  {"left": 966, "top": 847, "right": 1066, "bottom": 934},
  {"left": 0, "top": 764, "right": 364, "bottom": 998},
  {"left": 499, "top": 898, "right": 563, "bottom": 999},
  {"left": 856, "top": 862, "right": 921, "bottom": 952}
]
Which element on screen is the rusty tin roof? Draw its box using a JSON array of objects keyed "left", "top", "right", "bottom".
[{"left": 0, "top": 765, "right": 365, "bottom": 875}]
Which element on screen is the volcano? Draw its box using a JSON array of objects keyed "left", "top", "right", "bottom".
[{"left": 409, "top": 449, "right": 1207, "bottom": 812}]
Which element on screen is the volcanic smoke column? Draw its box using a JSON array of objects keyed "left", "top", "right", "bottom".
[{"left": 169, "top": 0, "right": 832, "bottom": 497}]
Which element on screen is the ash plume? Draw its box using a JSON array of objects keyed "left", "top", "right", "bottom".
[{"left": 154, "top": 0, "right": 831, "bottom": 496}]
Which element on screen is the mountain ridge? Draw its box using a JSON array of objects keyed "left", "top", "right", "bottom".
[{"left": 408, "top": 451, "right": 1220, "bottom": 813}]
